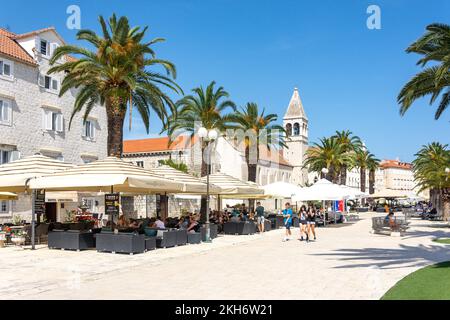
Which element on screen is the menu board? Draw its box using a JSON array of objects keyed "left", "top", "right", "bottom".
[
  {"left": 105, "top": 193, "right": 120, "bottom": 216},
  {"left": 34, "top": 190, "right": 46, "bottom": 216}
]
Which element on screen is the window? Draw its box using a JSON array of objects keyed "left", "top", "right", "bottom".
[
  {"left": 0, "top": 149, "right": 18, "bottom": 164},
  {"left": 81, "top": 197, "right": 97, "bottom": 212},
  {"left": 0, "top": 99, "right": 12, "bottom": 125},
  {"left": 42, "top": 109, "right": 63, "bottom": 132},
  {"left": 286, "top": 123, "right": 292, "bottom": 137},
  {"left": 40, "top": 39, "right": 48, "bottom": 55},
  {"left": 136, "top": 161, "right": 144, "bottom": 168},
  {"left": 0, "top": 200, "right": 9, "bottom": 214},
  {"left": 39, "top": 74, "right": 58, "bottom": 92},
  {"left": 0, "top": 59, "right": 13, "bottom": 79},
  {"left": 293, "top": 123, "right": 300, "bottom": 136},
  {"left": 82, "top": 120, "right": 96, "bottom": 140}
]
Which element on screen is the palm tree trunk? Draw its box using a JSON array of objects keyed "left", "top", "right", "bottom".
[
  {"left": 360, "top": 168, "right": 366, "bottom": 193},
  {"left": 246, "top": 146, "right": 257, "bottom": 212},
  {"left": 369, "top": 169, "right": 375, "bottom": 194},
  {"left": 442, "top": 188, "right": 450, "bottom": 221},
  {"left": 340, "top": 165, "right": 347, "bottom": 185},
  {"left": 106, "top": 99, "right": 126, "bottom": 157}
]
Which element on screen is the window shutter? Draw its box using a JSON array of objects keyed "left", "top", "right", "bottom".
[
  {"left": 10, "top": 151, "right": 20, "bottom": 162},
  {"left": 91, "top": 121, "right": 96, "bottom": 139},
  {"left": 0, "top": 61, "right": 3, "bottom": 75},
  {"left": 52, "top": 79, "right": 58, "bottom": 91},
  {"left": 56, "top": 113, "right": 63, "bottom": 132},
  {"left": 50, "top": 43, "right": 59, "bottom": 57},
  {"left": 3, "top": 100, "right": 10, "bottom": 122},
  {"left": 81, "top": 120, "right": 86, "bottom": 137},
  {"left": 38, "top": 73, "right": 45, "bottom": 87},
  {"left": 35, "top": 37, "right": 40, "bottom": 55},
  {"left": 3, "top": 63, "right": 10, "bottom": 76},
  {"left": 42, "top": 109, "right": 53, "bottom": 130}
]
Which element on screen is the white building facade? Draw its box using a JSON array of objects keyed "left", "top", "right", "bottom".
[{"left": 0, "top": 27, "right": 107, "bottom": 222}]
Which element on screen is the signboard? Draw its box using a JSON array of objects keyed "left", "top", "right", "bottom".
[
  {"left": 34, "top": 190, "right": 46, "bottom": 216},
  {"left": 105, "top": 193, "right": 120, "bottom": 217}
]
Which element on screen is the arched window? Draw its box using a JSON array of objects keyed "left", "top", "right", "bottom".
[
  {"left": 286, "top": 123, "right": 292, "bottom": 137},
  {"left": 293, "top": 123, "right": 300, "bottom": 136}
]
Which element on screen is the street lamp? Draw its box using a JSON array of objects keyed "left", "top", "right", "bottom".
[
  {"left": 321, "top": 167, "right": 329, "bottom": 178},
  {"left": 198, "top": 127, "right": 218, "bottom": 243},
  {"left": 321, "top": 168, "right": 329, "bottom": 226}
]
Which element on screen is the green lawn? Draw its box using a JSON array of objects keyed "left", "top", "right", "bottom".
[
  {"left": 382, "top": 261, "right": 450, "bottom": 300},
  {"left": 433, "top": 238, "right": 450, "bottom": 245}
]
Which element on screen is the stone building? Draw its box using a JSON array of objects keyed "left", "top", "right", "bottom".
[{"left": 0, "top": 27, "right": 107, "bottom": 222}]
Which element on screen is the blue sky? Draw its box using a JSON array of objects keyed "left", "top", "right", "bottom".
[{"left": 1, "top": 0, "right": 449, "bottom": 162}]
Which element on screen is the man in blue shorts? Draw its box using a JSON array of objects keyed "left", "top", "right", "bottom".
[{"left": 282, "top": 202, "right": 293, "bottom": 242}]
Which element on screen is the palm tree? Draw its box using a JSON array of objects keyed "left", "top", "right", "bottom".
[
  {"left": 367, "top": 155, "right": 380, "bottom": 195},
  {"left": 303, "top": 137, "right": 348, "bottom": 183},
  {"left": 167, "top": 81, "right": 236, "bottom": 220},
  {"left": 227, "top": 102, "right": 287, "bottom": 183},
  {"left": 413, "top": 142, "right": 450, "bottom": 220},
  {"left": 398, "top": 23, "right": 450, "bottom": 120},
  {"left": 332, "top": 130, "right": 363, "bottom": 185},
  {"left": 158, "top": 159, "right": 189, "bottom": 173},
  {"left": 48, "top": 14, "right": 181, "bottom": 157},
  {"left": 352, "top": 149, "right": 377, "bottom": 193}
]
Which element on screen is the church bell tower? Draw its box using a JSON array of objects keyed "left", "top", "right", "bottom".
[{"left": 283, "top": 88, "right": 309, "bottom": 186}]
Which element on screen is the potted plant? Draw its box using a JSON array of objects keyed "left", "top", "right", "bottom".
[
  {"left": 12, "top": 214, "right": 23, "bottom": 226},
  {"left": 0, "top": 231, "right": 6, "bottom": 248},
  {"left": 10, "top": 230, "right": 26, "bottom": 246},
  {"left": 65, "top": 209, "right": 77, "bottom": 223}
]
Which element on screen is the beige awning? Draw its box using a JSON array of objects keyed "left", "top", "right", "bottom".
[
  {"left": 368, "top": 189, "right": 409, "bottom": 199},
  {"left": 0, "top": 154, "right": 74, "bottom": 192},
  {"left": 29, "top": 156, "right": 185, "bottom": 194},
  {"left": 45, "top": 191, "right": 79, "bottom": 202},
  {"left": 0, "top": 192, "right": 18, "bottom": 200},
  {"left": 201, "top": 172, "right": 264, "bottom": 198},
  {"left": 150, "top": 165, "right": 222, "bottom": 194}
]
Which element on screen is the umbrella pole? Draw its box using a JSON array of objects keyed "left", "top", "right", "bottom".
[
  {"left": 110, "top": 186, "right": 114, "bottom": 228},
  {"left": 31, "top": 189, "right": 36, "bottom": 250}
]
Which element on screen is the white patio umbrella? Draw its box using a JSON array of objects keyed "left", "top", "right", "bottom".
[
  {"left": 292, "top": 178, "right": 351, "bottom": 201},
  {"left": 0, "top": 154, "right": 74, "bottom": 192},
  {"left": 341, "top": 185, "right": 369, "bottom": 199},
  {"left": 150, "top": 165, "right": 222, "bottom": 194},
  {"left": 262, "top": 181, "right": 303, "bottom": 199},
  {"left": 29, "top": 157, "right": 184, "bottom": 193},
  {"left": 201, "top": 172, "right": 265, "bottom": 199}
]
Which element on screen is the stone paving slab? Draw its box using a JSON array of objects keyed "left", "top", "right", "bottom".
[{"left": 1, "top": 213, "right": 449, "bottom": 300}]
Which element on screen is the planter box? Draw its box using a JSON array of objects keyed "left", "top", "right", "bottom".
[
  {"left": 96, "top": 232, "right": 145, "bottom": 255},
  {"left": 175, "top": 229, "right": 188, "bottom": 246},
  {"left": 200, "top": 224, "right": 218, "bottom": 241},
  {"left": 187, "top": 232, "right": 201, "bottom": 244},
  {"left": 224, "top": 221, "right": 256, "bottom": 235},
  {"left": 48, "top": 230, "right": 95, "bottom": 251},
  {"left": 145, "top": 237, "right": 156, "bottom": 251}
]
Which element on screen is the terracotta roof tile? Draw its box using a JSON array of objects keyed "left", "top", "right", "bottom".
[
  {"left": 124, "top": 136, "right": 292, "bottom": 166},
  {"left": 0, "top": 28, "right": 36, "bottom": 65},
  {"left": 380, "top": 159, "right": 412, "bottom": 170},
  {"left": 123, "top": 136, "right": 193, "bottom": 153}
]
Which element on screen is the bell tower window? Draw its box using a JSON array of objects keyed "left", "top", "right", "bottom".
[
  {"left": 293, "top": 123, "right": 300, "bottom": 136},
  {"left": 286, "top": 123, "right": 292, "bottom": 137}
]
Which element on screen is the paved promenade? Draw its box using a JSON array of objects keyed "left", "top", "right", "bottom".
[{"left": 1, "top": 213, "right": 449, "bottom": 300}]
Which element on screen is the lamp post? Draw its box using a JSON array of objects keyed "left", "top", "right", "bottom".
[
  {"left": 198, "top": 127, "right": 218, "bottom": 243},
  {"left": 321, "top": 168, "right": 329, "bottom": 227}
]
